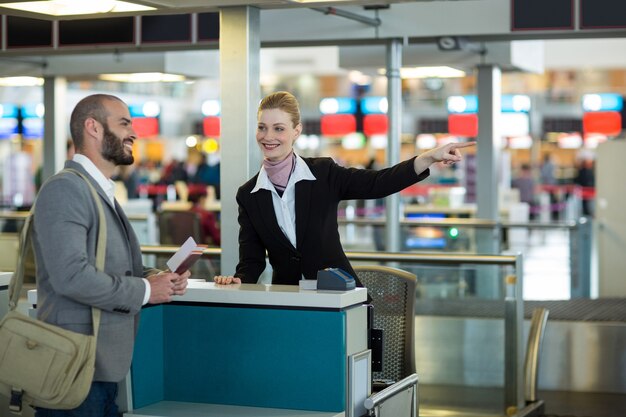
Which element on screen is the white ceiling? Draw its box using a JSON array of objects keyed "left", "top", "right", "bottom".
[
  {"left": 0, "top": 0, "right": 624, "bottom": 78},
  {"left": 0, "top": 0, "right": 431, "bottom": 18}
]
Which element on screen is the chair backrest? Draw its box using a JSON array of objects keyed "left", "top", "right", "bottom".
[
  {"left": 354, "top": 265, "right": 417, "bottom": 383},
  {"left": 158, "top": 210, "right": 204, "bottom": 245}
]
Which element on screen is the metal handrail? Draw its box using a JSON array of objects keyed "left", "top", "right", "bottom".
[
  {"left": 0, "top": 211, "right": 148, "bottom": 222},
  {"left": 140, "top": 245, "right": 518, "bottom": 266},
  {"left": 0, "top": 210, "right": 579, "bottom": 230},
  {"left": 127, "top": 214, "right": 150, "bottom": 221},
  {"left": 364, "top": 373, "right": 419, "bottom": 412},
  {"left": 340, "top": 217, "right": 498, "bottom": 228},
  {"left": 0, "top": 211, "right": 30, "bottom": 220},
  {"left": 346, "top": 251, "right": 517, "bottom": 265},
  {"left": 141, "top": 245, "right": 221, "bottom": 257},
  {"left": 0, "top": 211, "right": 149, "bottom": 222},
  {"left": 338, "top": 217, "right": 579, "bottom": 230}
]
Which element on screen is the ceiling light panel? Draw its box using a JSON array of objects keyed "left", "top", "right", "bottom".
[
  {"left": 0, "top": 1, "right": 154, "bottom": 17},
  {"left": 99, "top": 73, "right": 185, "bottom": 82}
]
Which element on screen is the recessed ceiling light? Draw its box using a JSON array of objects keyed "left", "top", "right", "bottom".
[
  {"left": 289, "top": 1, "right": 354, "bottom": 3},
  {"left": 0, "top": 1, "right": 154, "bottom": 17},
  {"left": 0, "top": 77, "right": 44, "bottom": 87},
  {"left": 99, "top": 73, "right": 185, "bottom": 83},
  {"left": 378, "top": 66, "right": 466, "bottom": 79}
]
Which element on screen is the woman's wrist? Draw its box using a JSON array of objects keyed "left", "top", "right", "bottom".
[{"left": 414, "top": 153, "right": 434, "bottom": 175}]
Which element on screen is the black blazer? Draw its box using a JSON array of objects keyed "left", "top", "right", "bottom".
[{"left": 234, "top": 156, "right": 429, "bottom": 286}]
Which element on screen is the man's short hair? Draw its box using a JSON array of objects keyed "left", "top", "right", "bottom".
[{"left": 70, "top": 94, "right": 124, "bottom": 150}]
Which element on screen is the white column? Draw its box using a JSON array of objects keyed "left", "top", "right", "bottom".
[
  {"left": 476, "top": 65, "right": 501, "bottom": 221},
  {"left": 42, "top": 76, "right": 68, "bottom": 181},
  {"left": 475, "top": 65, "right": 502, "bottom": 298},
  {"left": 219, "top": 7, "right": 261, "bottom": 274},
  {"left": 385, "top": 38, "right": 402, "bottom": 253}
]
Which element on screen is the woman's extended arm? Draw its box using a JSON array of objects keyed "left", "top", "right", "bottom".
[{"left": 413, "top": 141, "right": 476, "bottom": 175}]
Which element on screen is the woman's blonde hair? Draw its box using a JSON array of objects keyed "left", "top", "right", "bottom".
[{"left": 258, "top": 91, "right": 301, "bottom": 128}]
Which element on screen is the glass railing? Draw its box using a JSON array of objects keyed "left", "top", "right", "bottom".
[
  {"left": 338, "top": 216, "right": 591, "bottom": 299},
  {"left": 1, "top": 209, "right": 591, "bottom": 299}
]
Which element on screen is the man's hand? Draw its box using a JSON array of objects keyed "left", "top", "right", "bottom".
[
  {"left": 172, "top": 270, "right": 190, "bottom": 296},
  {"left": 213, "top": 276, "right": 242, "bottom": 285},
  {"left": 147, "top": 271, "right": 189, "bottom": 304}
]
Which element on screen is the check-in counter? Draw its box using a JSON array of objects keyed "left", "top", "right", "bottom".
[
  {"left": 0, "top": 272, "right": 11, "bottom": 319},
  {"left": 125, "top": 281, "right": 369, "bottom": 417}
]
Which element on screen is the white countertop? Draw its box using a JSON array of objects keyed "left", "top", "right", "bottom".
[
  {"left": 0, "top": 272, "right": 12, "bottom": 287},
  {"left": 175, "top": 281, "right": 367, "bottom": 309},
  {"left": 26, "top": 281, "right": 368, "bottom": 310}
]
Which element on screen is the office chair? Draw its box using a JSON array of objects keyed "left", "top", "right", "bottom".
[
  {"left": 157, "top": 210, "right": 214, "bottom": 277},
  {"left": 158, "top": 210, "right": 205, "bottom": 246},
  {"left": 354, "top": 265, "right": 418, "bottom": 417},
  {"left": 353, "top": 265, "right": 417, "bottom": 388}
]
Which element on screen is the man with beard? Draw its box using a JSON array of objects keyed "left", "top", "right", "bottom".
[{"left": 32, "top": 94, "right": 190, "bottom": 417}]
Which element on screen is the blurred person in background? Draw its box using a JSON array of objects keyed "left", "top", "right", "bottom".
[
  {"left": 512, "top": 163, "right": 537, "bottom": 219},
  {"left": 574, "top": 158, "right": 595, "bottom": 216},
  {"left": 540, "top": 154, "right": 559, "bottom": 220},
  {"left": 189, "top": 189, "right": 221, "bottom": 246}
]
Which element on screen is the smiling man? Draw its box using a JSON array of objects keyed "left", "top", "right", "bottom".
[{"left": 32, "top": 94, "right": 189, "bottom": 417}]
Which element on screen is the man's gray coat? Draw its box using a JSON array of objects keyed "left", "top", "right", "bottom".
[{"left": 33, "top": 160, "right": 157, "bottom": 382}]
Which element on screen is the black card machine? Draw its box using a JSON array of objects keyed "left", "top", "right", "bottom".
[{"left": 317, "top": 268, "right": 356, "bottom": 291}]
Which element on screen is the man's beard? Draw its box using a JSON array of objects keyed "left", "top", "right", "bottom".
[{"left": 101, "top": 124, "right": 134, "bottom": 166}]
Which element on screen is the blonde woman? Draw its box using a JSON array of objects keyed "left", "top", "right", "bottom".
[{"left": 215, "top": 91, "right": 474, "bottom": 286}]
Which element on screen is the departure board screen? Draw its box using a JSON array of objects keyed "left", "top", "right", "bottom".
[
  {"left": 511, "top": 0, "right": 573, "bottom": 31},
  {"left": 418, "top": 118, "right": 448, "bottom": 134},
  {"left": 581, "top": 0, "right": 626, "bottom": 28},
  {"left": 142, "top": 14, "right": 191, "bottom": 43},
  {"left": 59, "top": 17, "right": 134, "bottom": 46},
  {"left": 7, "top": 16, "right": 52, "bottom": 48},
  {"left": 543, "top": 117, "right": 582, "bottom": 134}
]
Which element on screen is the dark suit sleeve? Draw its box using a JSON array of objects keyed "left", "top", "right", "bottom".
[
  {"left": 326, "top": 156, "right": 429, "bottom": 200},
  {"left": 234, "top": 191, "right": 267, "bottom": 283}
]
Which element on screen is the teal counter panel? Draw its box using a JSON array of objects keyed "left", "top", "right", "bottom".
[
  {"left": 132, "top": 304, "right": 346, "bottom": 412},
  {"left": 132, "top": 305, "right": 165, "bottom": 407}
]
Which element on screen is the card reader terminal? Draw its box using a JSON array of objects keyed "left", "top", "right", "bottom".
[{"left": 316, "top": 268, "right": 356, "bottom": 291}]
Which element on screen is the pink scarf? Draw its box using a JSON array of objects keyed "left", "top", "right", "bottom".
[{"left": 263, "top": 152, "right": 295, "bottom": 194}]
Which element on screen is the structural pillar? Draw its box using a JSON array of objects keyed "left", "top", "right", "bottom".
[
  {"left": 475, "top": 65, "right": 502, "bottom": 298},
  {"left": 42, "top": 76, "right": 68, "bottom": 182},
  {"left": 385, "top": 38, "right": 402, "bottom": 253},
  {"left": 219, "top": 7, "right": 261, "bottom": 274}
]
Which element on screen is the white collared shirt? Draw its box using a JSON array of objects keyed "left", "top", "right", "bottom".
[
  {"left": 251, "top": 153, "right": 316, "bottom": 248},
  {"left": 72, "top": 153, "right": 151, "bottom": 304},
  {"left": 72, "top": 154, "right": 116, "bottom": 207}
]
